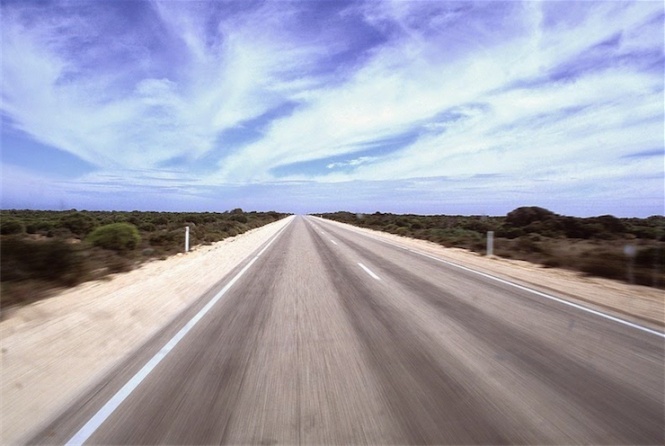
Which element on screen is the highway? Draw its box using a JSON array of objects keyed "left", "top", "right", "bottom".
[{"left": 31, "top": 215, "right": 664, "bottom": 444}]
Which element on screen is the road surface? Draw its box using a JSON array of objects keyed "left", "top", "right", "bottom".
[{"left": 31, "top": 216, "right": 664, "bottom": 444}]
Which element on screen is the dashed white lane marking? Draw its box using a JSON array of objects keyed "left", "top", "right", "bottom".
[
  {"left": 312, "top": 217, "right": 665, "bottom": 339},
  {"left": 330, "top": 239, "right": 338, "bottom": 245},
  {"left": 65, "top": 218, "right": 293, "bottom": 445},
  {"left": 358, "top": 262, "right": 381, "bottom": 281}
]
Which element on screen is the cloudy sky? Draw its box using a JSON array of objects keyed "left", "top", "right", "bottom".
[{"left": 1, "top": 1, "right": 663, "bottom": 216}]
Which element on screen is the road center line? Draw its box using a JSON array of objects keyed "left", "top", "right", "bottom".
[
  {"left": 65, "top": 218, "right": 292, "bottom": 445},
  {"left": 358, "top": 262, "right": 381, "bottom": 281}
]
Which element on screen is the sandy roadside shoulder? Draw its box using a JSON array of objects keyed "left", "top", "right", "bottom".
[
  {"left": 320, "top": 218, "right": 664, "bottom": 330},
  {"left": 0, "top": 216, "right": 294, "bottom": 445}
]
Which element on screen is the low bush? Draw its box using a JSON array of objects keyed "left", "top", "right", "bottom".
[
  {"left": 87, "top": 223, "right": 141, "bottom": 251},
  {"left": 60, "top": 212, "right": 97, "bottom": 237},
  {"left": 150, "top": 231, "right": 176, "bottom": 245},
  {"left": 394, "top": 227, "right": 409, "bottom": 236},
  {"left": 139, "top": 222, "right": 156, "bottom": 232},
  {"left": 516, "top": 236, "right": 548, "bottom": 254},
  {"left": 107, "top": 256, "right": 133, "bottom": 274},
  {"left": 577, "top": 251, "right": 626, "bottom": 281},
  {"left": 230, "top": 214, "right": 248, "bottom": 223},
  {"left": 635, "top": 247, "right": 663, "bottom": 267},
  {"left": 1, "top": 219, "right": 24, "bottom": 235},
  {"left": 0, "top": 237, "right": 86, "bottom": 286},
  {"left": 48, "top": 227, "right": 73, "bottom": 238}
]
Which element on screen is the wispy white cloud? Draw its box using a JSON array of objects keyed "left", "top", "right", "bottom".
[
  {"left": 213, "top": 1, "right": 662, "bottom": 186},
  {"left": 1, "top": 0, "right": 662, "bottom": 215},
  {"left": 327, "top": 156, "right": 377, "bottom": 170},
  {"left": 1, "top": 0, "right": 333, "bottom": 170}
]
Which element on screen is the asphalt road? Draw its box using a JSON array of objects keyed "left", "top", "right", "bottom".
[{"left": 32, "top": 216, "right": 664, "bottom": 445}]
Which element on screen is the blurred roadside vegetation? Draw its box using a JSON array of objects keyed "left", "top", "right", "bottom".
[
  {"left": 319, "top": 207, "right": 664, "bottom": 289},
  {"left": 0, "top": 209, "right": 287, "bottom": 312}
]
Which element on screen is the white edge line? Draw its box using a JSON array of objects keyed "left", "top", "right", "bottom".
[
  {"left": 316, "top": 217, "right": 665, "bottom": 339},
  {"left": 66, "top": 219, "right": 292, "bottom": 445},
  {"left": 416, "top": 251, "right": 665, "bottom": 339},
  {"left": 330, "top": 239, "right": 338, "bottom": 245},
  {"left": 358, "top": 262, "right": 381, "bottom": 281}
]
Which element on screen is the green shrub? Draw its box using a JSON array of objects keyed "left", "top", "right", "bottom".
[
  {"left": 516, "top": 236, "right": 546, "bottom": 253},
  {"left": 579, "top": 252, "right": 626, "bottom": 281},
  {"left": 592, "top": 215, "right": 626, "bottom": 233},
  {"left": 139, "top": 222, "right": 156, "bottom": 232},
  {"left": 505, "top": 206, "right": 557, "bottom": 227},
  {"left": 60, "top": 212, "right": 97, "bottom": 237},
  {"left": 635, "top": 247, "right": 664, "bottom": 267},
  {"left": 153, "top": 215, "right": 169, "bottom": 225},
  {"left": 107, "top": 256, "right": 133, "bottom": 273},
  {"left": 150, "top": 231, "right": 175, "bottom": 245},
  {"left": 496, "top": 226, "right": 524, "bottom": 239},
  {"left": 87, "top": 223, "right": 141, "bottom": 251},
  {"left": 394, "top": 227, "right": 409, "bottom": 236},
  {"left": 0, "top": 237, "right": 85, "bottom": 286},
  {"left": 0, "top": 218, "right": 24, "bottom": 235},
  {"left": 47, "top": 227, "right": 73, "bottom": 239},
  {"left": 230, "top": 214, "right": 248, "bottom": 223}
]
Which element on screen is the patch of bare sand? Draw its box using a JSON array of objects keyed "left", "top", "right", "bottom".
[
  {"left": 322, "top": 219, "right": 664, "bottom": 329},
  {"left": 0, "top": 216, "right": 293, "bottom": 445}
]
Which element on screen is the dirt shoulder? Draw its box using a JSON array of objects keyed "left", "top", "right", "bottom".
[
  {"left": 0, "top": 217, "right": 294, "bottom": 445},
  {"left": 322, "top": 218, "right": 665, "bottom": 330}
]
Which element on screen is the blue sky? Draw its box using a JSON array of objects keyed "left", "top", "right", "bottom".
[{"left": 1, "top": 0, "right": 663, "bottom": 217}]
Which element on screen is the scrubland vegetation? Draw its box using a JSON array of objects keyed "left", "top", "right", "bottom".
[
  {"left": 320, "top": 207, "right": 664, "bottom": 289},
  {"left": 0, "top": 209, "right": 287, "bottom": 311}
]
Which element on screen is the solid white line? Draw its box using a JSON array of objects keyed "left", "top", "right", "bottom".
[
  {"left": 414, "top": 250, "right": 665, "bottom": 339},
  {"left": 316, "top": 218, "right": 665, "bottom": 339},
  {"left": 330, "top": 239, "right": 338, "bottom": 245},
  {"left": 358, "top": 262, "right": 381, "bottom": 281},
  {"left": 65, "top": 219, "right": 292, "bottom": 445}
]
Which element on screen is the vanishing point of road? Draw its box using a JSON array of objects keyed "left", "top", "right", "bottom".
[{"left": 32, "top": 216, "right": 664, "bottom": 444}]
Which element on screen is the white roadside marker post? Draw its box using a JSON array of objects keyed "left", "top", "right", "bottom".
[
  {"left": 624, "top": 244, "right": 636, "bottom": 284},
  {"left": 487, "top": 231, "right": 494, "bottom": 257},
  {"left": 185, "top": 226, "right": 190, "bottom": 253}
]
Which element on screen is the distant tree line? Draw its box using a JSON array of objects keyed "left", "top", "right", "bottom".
[{"left": 319, "top": 207, "right": 664, "bottom": 288}]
